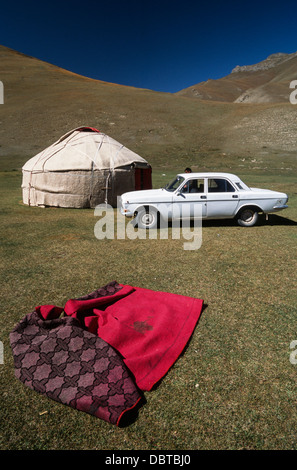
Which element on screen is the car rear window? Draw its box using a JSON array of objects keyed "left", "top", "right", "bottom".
[{"left": 208, "top": 179, "right": 235, "bottom": 193}]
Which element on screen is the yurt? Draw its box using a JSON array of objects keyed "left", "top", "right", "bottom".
[{"left": 22, "top": 127, "right": 152, "bottom": 208}]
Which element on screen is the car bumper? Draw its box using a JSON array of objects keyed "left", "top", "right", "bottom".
[
  {"left": 270, "top": 204, "right": 288, "bottom": 212},
  {"left": 120, "top": 207, "right": 134, "bottom": 217}
]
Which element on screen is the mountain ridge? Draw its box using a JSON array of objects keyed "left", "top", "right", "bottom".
[
  {"left": 0, "top": 44, "right": 155, "bottom": 91},
  {"left": 231, "top": 52, "right": 297, "bottom": 73},
  {"left": 176, "top": 52, "right": 297, "bottom": 103}
]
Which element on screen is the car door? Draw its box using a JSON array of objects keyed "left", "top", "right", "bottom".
[
  {"left": 206, "top": 177, "right": 239, "bottom": 218},
  {"left": 171, "top": 178, "right": 207, "bottom": 220}
]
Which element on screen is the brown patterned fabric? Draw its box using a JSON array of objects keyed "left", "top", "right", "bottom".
[
  {"left": 74, "top": 280, "right": 123, "bottom": 301},
  {"left": 9, "top": 305, "right": 141, "bottom": 426}
]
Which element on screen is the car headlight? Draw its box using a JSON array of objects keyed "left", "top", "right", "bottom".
[{"left": 276, "top": 197, "right": 288, "bottom": 206}]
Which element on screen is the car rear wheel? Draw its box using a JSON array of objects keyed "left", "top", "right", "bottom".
[
  {"left": 237, "top": 208, "right": 259, "bottom": 227},
  {"left": 134, "top": 208, "right": 159, "bottom": 229}
]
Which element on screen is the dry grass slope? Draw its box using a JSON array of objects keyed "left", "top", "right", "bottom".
[{"left": 0, "top": 45, "right": 296, "bottom": 176}]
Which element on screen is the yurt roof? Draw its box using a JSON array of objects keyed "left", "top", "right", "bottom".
[{"left": 22, "top": 127, "right": 149, "bottom": 172}]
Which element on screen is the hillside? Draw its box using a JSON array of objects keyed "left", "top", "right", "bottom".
[
  {"left": 176, "top": 52, "right": 297, "bottom": 103},
  {"left": 0, "top": 45, "right": 296, "bottom": 175}
]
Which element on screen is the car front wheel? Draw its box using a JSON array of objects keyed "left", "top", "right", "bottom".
[
  {"left": 134, "top": 208, "right": 159, "bottom": 229},
  {"left": 237, "top": 208, "right": 259, "bottom": 227}
]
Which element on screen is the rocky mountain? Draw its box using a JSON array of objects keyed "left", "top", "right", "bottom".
[
  {"left": 231, "top": 52, "right": 297, "bottom": 73},
  {"left": 176, "top": 52, "right": 297, "bottom": 103}
]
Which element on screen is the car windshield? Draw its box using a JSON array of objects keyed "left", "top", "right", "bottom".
[
  {"left": 164, "top": 176, "right": 185, "bottom": 192},
  {"left": 235, "top": 180, "right": 250, "bottom": 190}
]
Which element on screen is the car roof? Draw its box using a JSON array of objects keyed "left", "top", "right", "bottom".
[{"left": 177, "top": 172, "right": 241, "bottom": 181}]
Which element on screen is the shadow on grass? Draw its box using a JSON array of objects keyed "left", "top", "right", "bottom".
[
  {"left": 258, "top": 214, "right": 297, "bottom": 226},
  {"left": 163, "top": 214, "right": 297, "bottom": 228},
  {"left": 118, "top": 395, "right": 147, "bottom": 428}
]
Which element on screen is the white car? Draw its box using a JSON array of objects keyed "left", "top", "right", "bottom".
[{"left": 120, "top": 172, "right": 288, "bottom": 228}]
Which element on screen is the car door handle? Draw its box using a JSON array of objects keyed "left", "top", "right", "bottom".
[
  {"left": 200, "top": 195, "right": 207, "bottom": 199},
  {"left": 232, "top": 195, "right": 238, "bottom": 198}
]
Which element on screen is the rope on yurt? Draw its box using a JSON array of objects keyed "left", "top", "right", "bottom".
[
  {"left": 108, "top": 134, "right": 124, "bottom": 206},
  {"left": 28, "top": 172, "right": 32, "bottom": 206},
  {"left": 89, "top": 160, "right": 94, "bottom": 206}
]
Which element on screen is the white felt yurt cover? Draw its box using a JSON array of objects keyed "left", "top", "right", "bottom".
[{"left": 22, "top": 127, "right": 151, "bottom": 208}]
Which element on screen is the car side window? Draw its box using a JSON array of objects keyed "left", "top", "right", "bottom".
[
  {"left": 181, "top": 179, "right": 204, "bottom": 193},
  {"left": 208, "top": 179, "right": 235, "bottom": 193}
]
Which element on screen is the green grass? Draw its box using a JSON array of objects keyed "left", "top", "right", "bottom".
[{"left": 0, "top": 168, "right": 297, "bottom": 450}]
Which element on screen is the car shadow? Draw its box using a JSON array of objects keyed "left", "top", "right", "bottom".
[
  {"left": 257, "top": 214, "right": 297, "bottom": 227},
  {"left": 204, "top": 214, "right": 297, "bottom": 227},
  {"left": 165, "top": 214, "right": 297, "bottom": 228}
]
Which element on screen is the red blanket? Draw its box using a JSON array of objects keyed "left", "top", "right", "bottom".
[{"left": 63, "top": 282, "right": 204, "bottom": 391}]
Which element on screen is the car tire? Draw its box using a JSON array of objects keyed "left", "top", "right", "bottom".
[
  {"left": 236, "top": 208, "right": 259, "bottom": 227},
  {"left": 134, "top": 208, "right": 159, "bottom": 229}
]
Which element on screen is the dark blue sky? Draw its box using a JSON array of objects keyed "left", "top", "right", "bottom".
[{"left": 1, "top": 0, "right": 297, "bottom": 92}]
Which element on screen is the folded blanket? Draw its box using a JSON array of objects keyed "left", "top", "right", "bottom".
[{"left": 10, "top": 281, "right": 204, "bottom": 424}]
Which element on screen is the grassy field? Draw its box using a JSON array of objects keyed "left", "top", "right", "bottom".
[{"left": 0, "top": 163, "right": 296, "bottom": 451}]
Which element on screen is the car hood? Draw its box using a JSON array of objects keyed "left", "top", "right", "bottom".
[{"left": 121, "top": 188, "right": 168, "bottom": 202}]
